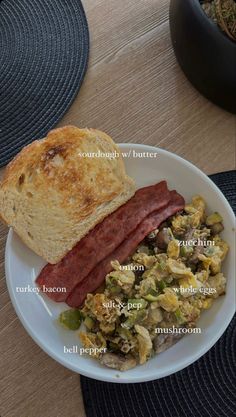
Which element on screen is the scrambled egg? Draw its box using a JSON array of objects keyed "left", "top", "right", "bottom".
[
  {"left": 77, "top": 195, "right": 229, "bottom": 370},
  {"left": 157, "top": 288, "right": 179, "bottom": 312}
]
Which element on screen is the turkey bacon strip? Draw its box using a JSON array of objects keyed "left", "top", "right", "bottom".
[
  {"left": 66, "top": 190, "right": 185, "bottom": 307},
  {"left": 36, "top": 181, "right": 171, "bottom": 301}
]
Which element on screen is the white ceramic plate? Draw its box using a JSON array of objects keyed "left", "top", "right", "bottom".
[{"left": 5, "top": 144, "right": 235, "bottom": 383}]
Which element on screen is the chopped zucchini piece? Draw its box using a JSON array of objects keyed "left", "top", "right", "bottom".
[
  {"left": 180, "top": 245, "right": 194, "bottom": 257},
  {"left": 158, "top": 259, "right": 166, "bottom": 271},
  {"left": 143, "top": 289, "right": 159, "bottom": 302},
  {"left": 106, "top": 274, "right": 118, "bottom": 285},
  {"left": 157, "top": 280, "right": 166, "bottom": 292},
  {"left": 109, "top": 285, "right": 121, "bottom": 295},
  {"left": 210, "top": 223, "right": 224, "bottom": 235},
  {"left": 206, "top": 212, "right": 223, "bottom": 226},
  {"left": 117, "top": 326, "right": 133, "bottom": 340},
  {"left": 122, "top": 310, "right": 147, "bottom": 329},
  {"left": 174, "top": 308, "right": 185, "bottom": 324},
  {"left": 84, "top": 316, "right": 95, "bottom": 330}
]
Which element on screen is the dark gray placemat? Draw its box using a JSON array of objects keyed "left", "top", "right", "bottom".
[
  {"left": 0, "top": 0, "right": 89, "bottom": 167},
  {"left": 81, "top": 170, "right": 236, "bottom": 417}
]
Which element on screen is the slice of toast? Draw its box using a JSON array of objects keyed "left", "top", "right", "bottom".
[{"left": 0, "top": 126, "right": 135, "bottom": 263}]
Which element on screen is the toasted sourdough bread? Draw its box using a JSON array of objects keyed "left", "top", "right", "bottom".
[{"left": 0, "top": 126, "right": 135, "bottom": 263}]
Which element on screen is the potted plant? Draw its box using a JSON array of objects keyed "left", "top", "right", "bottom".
[{"left": 169, "top": 0, "right": 236, "bottom": 114}]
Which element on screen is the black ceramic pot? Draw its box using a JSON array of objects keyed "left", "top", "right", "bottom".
[{"left": 169, "top": 0, "right": 236, "bottom": 114}]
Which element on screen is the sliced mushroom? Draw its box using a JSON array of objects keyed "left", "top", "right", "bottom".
[
  {"left": 183, "top": 227, "right": 194, "bottom": 241},
  {"left": 156, "top": 228, "right": 170, "bottom": 250},
  {"left": 189, "top": 245, "right": 205, "bottom": 265},
  {"left": 100, "top": 353, "right": 137, "bottom": 371},
  {"left": 153, "top": 333, "right": 183, "bottom": 354},
  {"left": 210, "top": 222, "right": 224, "bottom": 235}
]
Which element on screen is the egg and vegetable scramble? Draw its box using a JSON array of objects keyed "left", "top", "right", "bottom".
[{"left": 59, "top": 196, "right": 229, "bottom": 371}]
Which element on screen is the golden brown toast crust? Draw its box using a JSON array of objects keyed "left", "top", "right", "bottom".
[{"left": 0, "top": 126, "right": 135, "bottom": 263}]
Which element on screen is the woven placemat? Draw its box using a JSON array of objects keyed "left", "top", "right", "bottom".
[
  {"left": 0, "top": 0, "right": 89, "bottom": 167},
  {"left": 81, "top": 170, "right": 236, "bottom": 417}
]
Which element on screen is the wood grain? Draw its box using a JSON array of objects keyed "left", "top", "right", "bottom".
[{"left": 0, "top": 0, "right": 235, "bottom": 416}]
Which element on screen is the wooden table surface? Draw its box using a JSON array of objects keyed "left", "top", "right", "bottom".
[{"left": 0, "top": 1, "right": 235, "bottom": 416}]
